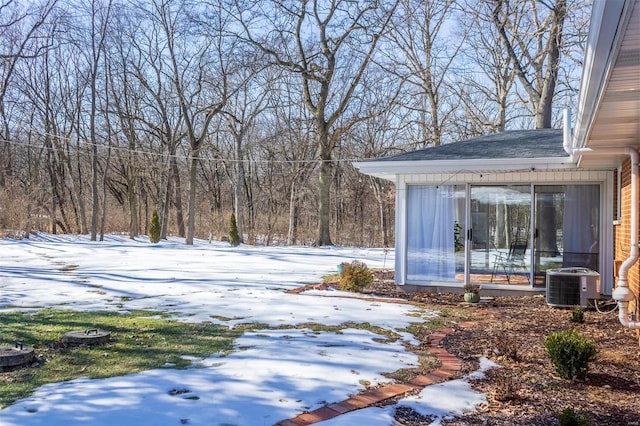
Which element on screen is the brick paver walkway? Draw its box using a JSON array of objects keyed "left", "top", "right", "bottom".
[{"left": 275, "top": 321, "right": 480, "bottom": 426}]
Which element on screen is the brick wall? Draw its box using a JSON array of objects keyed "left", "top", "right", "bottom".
[{"left": 614, "top": 158, "right": 640, "bottom": 308}]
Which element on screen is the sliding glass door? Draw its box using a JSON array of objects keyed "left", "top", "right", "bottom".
[{"left": 404, "top": 183, "right": 601, "bottom": 288}]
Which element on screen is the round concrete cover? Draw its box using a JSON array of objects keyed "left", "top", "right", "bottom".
[
  {"left": 0, "top": 343, "right": 35, "bottom": 368},
  {"left": 62, "top": 329, "right": 111, "bottom": 345}
]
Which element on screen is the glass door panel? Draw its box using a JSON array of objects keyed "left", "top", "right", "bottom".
[
  {"left": 470, "top": 185, "right": 531, "bottom": 285},
  {"left": 533, "top": 185, "right": 600, "bottom": 286},
  {"left": 405, "top": 185, "right": 465, "bottom": 283}
]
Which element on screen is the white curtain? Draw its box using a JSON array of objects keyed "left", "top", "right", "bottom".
[
  {"left": 563, "top": 185, "right": 599, "bottom": 270},
  {"left": 406, "top": 185, "right": 455, "bottom": 281}
]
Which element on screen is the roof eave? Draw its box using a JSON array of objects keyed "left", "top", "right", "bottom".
[
  {"left": 353, "top": 157, "right": 576, "bottom": 181},
  {"left": 572, "top": 0, "right": 631, "bottom": 152}
]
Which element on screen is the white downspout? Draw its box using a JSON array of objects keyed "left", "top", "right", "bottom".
[
  {"left": 563, "top": 108, "right": 640, "bottom": 329},
  {"left": 611, "top": 148, "right": 640, "bottom": 329}
]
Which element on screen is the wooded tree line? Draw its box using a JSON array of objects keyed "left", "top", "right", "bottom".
[{"left": 0, "top": 0, "right": 589, "bottom": 246}]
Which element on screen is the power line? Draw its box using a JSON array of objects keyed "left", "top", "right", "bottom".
[{"left": 0, "top": 128, "right": 371, "bottom": 165}]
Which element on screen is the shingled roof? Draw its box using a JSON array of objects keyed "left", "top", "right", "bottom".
[
  {"left": 354, "top": 128, "right": 577, "bottom": 180},
  {"left": 376, "top": 129, "right": 567, "bottom": 162}
]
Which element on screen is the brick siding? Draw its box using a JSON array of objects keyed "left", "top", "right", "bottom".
[{"left": 614, "top": 158, "right": 640, "bottom": 310}]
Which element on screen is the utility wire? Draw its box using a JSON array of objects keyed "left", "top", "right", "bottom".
[{"left": 0, "top": 129, "right": 374, "bottom": 165}]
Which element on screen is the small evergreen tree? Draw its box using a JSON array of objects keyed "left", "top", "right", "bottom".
[
  {"left": 229, "top": 212, "right": 240, "bottom": 246},
  {"left": 148, "top": 209, "right": 161, "bottom": 243}
]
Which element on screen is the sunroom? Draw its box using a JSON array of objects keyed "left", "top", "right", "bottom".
[{"left": 354, "top": 128, "right": 615, "bottom": 297}]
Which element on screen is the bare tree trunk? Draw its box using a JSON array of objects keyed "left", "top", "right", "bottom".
[
  {"left": 89, "top": 133, "right": 99, "bottom": 240},
  {"left": 370, "top": 177, "right": 390, "bottom": 248},
  {"left": 317, "top": 129, "right": 333, "bottom": 246},
  {"left": 88, "top": 0, "right": 113, "bottom": 240},
  {"left": 287, "top": 183, "right": 299, "bottom": 245},
  {"left": 100, "top": 62, "right": 112, "bottom": 242},
  {"left": 124, "top": 127, "right": 139, "bottom": 239},
  {"left": 128, "top": 179, "right": 138, "bottom": 238},
  {"left": 160, "top": 156, "right": 172, "bottom": 240},
  {"left": 185, "top": 151, "right": 200, "bottom": 245},
  {"left": 73, "top": 103, "right": 88, "bottom": 234},
  {"left": 89, "top": 45, "right": 99, "bottom": 240},
  {"left": 99, "top": 153, "right": 109, "bottom": 241},
  {"left": 171, "top": 156, "right": 185, "bottom": 237},
  {"left": 232, "top": 132, "right": 245, "bottom": 243},
  {"left": 45, "top": 139, "right": 58, "bottom": 234}
]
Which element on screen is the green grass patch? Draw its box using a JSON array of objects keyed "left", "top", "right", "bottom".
[
  {"left": 0, "top": 309, "right": 240, "bottom": 408},
  {"left": 322, "top": 272, "right": 341, "bottom": 282},
  {"left": 383, "top": 353, "right": 440, "bottom": 382},
  {"left": 269, "top": 321, "right": 402, "bottom": 342}
]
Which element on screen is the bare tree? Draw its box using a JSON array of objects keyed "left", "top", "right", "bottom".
[
  {"left": 266, "top": 72, "right": 317, "bottom": 245},
  {"left": 104, "top": 9, "right": 146, "bottom": 239},
  {"left": 386, "top": 0, "right": 463, "bottom": 147},
  {"left": 9, "top": 8, "right": 92, "bottom": 235},
  {"left": 235, "top": 0, "right": 399, "bottom": 246},
  {"left": 454, "top": 0, "right": 518, "bottom": 134},
  {"left": 0, "top": 0, "right": 58, "bottom": 188},
  {"left": 69, "top": 0, "right": 114, "bottom": 241},
  {"left": 126, "top": 3, "right": 186, "bottom": 240},
  {"left": 489, "top": 0, "right": 567, "bottom": 129},
  {"left": 488, "top": 0, "right": 588, "bottom": 256},
  {"left": 346, "top": 71, "right": 405, "bottom": 247},
  {"left": 158, "top": 0, "right": 228, "bottom": 245},
  {"left": 221, "top": 59, "right": 273, "bottom": 244}
]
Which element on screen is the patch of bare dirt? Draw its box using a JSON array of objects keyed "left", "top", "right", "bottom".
[{"left": 365, "top": 270, "right": 640, "bottom": 426}]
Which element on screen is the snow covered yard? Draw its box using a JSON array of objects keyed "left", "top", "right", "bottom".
[{"left": 0, "top": 233, "right": 490, "bottom": 425}]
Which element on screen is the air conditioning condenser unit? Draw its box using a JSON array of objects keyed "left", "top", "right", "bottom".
[{"left": 546, "top": 267, "right": 600, "bottom": 308}]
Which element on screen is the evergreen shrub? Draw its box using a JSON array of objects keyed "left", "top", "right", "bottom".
[
  {"left": 559, "top": 407, "right": 592, "bottom": 426},
  {"left": 148, "top": 209, "right": 161, "bottom": 243},
  {"left": 570, "top": 306, "right": 585, "bottom": 323},
  {"left": 229, "top": 212, "right": 240, "bottom": 246},
  {"left": 544, "top": 329, "right": 597, "bottom": 380},
  {"left": 339, "top": 260, "right": 373, "bottom": 293}
]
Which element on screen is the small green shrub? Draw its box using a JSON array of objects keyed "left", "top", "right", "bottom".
[
  {"left": 339, "top": 260, "right": 373, "bottom": 293},
  {"left": 229, "top": 212, "right": 240, "bottom": 246},
  {"left": 544, "top": 329, "right": 597, "bottom": 380},
  {"left": 570, "top": 306, "right": 585, "bottom": 323},
  {"left": 148, "top": 209, "right": 161, "bottom": 243},
  {"left": 559, "top": 407, "right": 592, "bottom": 426}
]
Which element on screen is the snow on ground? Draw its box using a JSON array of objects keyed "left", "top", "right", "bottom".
[{"left": 0, "top": 233, "right": 490, "bottom": 425}]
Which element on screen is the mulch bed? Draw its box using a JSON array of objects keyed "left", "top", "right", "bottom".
[{"left": 361, "top": 270, "right": 640, "bottom": 426}]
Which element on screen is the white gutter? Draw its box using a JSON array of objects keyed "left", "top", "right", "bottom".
[
  {"left": 564, "top": 108, "right": 640, "bottom": 329},
  {"left": 353, "top": 156, "right": 576, "bottom": 180}
]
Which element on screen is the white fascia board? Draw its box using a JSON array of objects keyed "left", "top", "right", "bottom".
[
  {"left": 572, "top": 0, "right": 628, "bottom": 150},
  {"left": 353, "top": 157, "right": 577, "bottom": 180}
]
